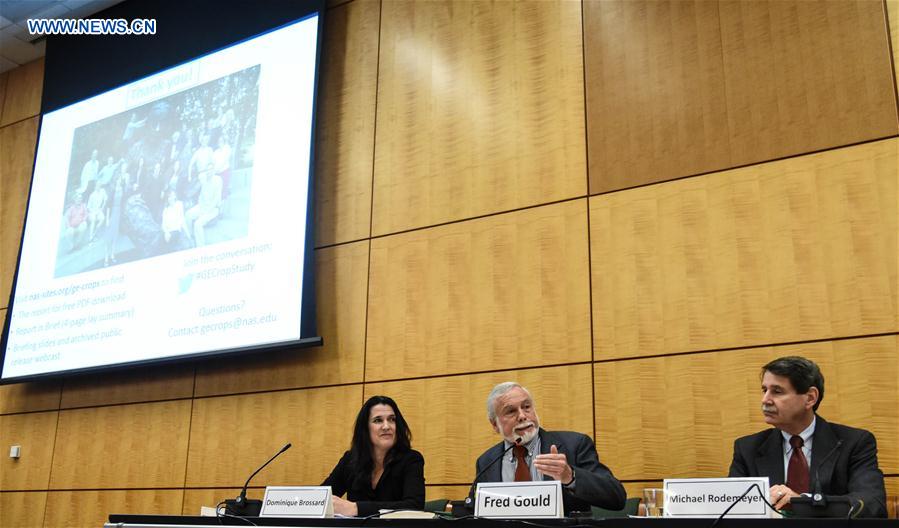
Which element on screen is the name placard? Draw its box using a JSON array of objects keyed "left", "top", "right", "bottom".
[
  {"left": 664, "top": 477, "right": 772, "bottom": 518},
  {"left": 474, "top": 481, "right": 563, "bottom": 518},
  {"left": 260, "top": 486, "right": 334, "bottom": 518}
]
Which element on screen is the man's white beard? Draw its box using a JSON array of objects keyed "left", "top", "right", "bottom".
[{"left": 507, "top": 421, "right": 538, "bottom": 444}]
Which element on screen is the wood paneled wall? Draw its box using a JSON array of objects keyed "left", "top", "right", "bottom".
[
  {"left": 366, "top": 200, "right": 591, "bottom": 379},
  {"left": 584, "top": 0, "right": 897, "bottom": 194},
  {"left": 372, "top": 0, "right": 586, "bottom": 236},
  {"left": 590, "top": 140, "right": 897, "bottom": 360},
  {"left": 1, "top": 1, "right": 897, "bottom": 526}
]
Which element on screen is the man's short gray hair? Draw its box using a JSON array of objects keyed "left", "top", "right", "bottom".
[{"left": 486, "top": 382, "right": 533, "bottom": 423}]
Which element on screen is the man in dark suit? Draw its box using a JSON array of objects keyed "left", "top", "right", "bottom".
[
  {"left": 729, "top": 356, "right": 886, "bottom": 518},
  {"left": 471, "top": 382, "right": 626, "bottom": 514}
]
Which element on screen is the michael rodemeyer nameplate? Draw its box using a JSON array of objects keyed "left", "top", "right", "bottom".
[
  {"left": 260, "top": 486, "right": 334, "bottom": 518},
  {"left": 664, "top": 477, "right": 772, "bottom": 518},
  {"left": 474, "top": 481, "right": 563, "bottom": 519}
]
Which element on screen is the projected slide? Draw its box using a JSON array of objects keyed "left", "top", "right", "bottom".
[{"left": 2, "top": 15, "right": 319, "bottom": 381}]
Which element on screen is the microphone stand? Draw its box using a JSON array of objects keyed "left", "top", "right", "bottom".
[
  {"left": 789, "top": 440, "right": 852, "bottom": 517},
  {"left": 224, "top": 443, "right": 292, "bottom": 516},
  {"left": 452, "top": 437, "right": 521, "bottom": 517},
  {"left": 811, "top": 440, "right": 843, "bottom": 507}
]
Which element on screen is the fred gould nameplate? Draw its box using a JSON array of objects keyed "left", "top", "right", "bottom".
[
  {"left": 664, "top": 477, "right": 772, "bottom": 518},
  {"left": 260, "top": 486, "right": 334, "bottom": 518},
  {"left": 474, "top": 481, "right": 563, "bottom": 518}
]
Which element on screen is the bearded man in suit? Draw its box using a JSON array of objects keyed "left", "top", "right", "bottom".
[{"left": 471, "top": 382, "right": 626, "bottom": 514}]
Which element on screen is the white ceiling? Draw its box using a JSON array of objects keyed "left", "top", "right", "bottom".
[{"left": 0, "top": 0, "right": 125, "bottom": 74}]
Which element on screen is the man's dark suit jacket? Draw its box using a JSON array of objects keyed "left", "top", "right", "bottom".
[
  {"left": 728, "top": 415, "right": 886, "bottom": 518},
  {"left": 322, "top": 449, "right": 425, "bottom": 517},
  {"left": 473, "top": 429, "right": 626, "bottom": 513}
]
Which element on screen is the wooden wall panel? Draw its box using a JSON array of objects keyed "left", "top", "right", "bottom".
[
  {"left": 888, "top": 477, "right": 899, "bottom": 500},
  {"left": 0, "top": 377, "right": 60, "bottom": 414},
  {"left": 60, "top": 363, "right": 194, "bottom": 409},
  {"left": 425, "top": 485, "right": 468, "bottom": 502},
  {"left": 365, "top": 364, "right": 594, "bottom": 484},
  {"left": 0, "top": 491, "right": 46, "bottom": 528},
  {"left": 314, "top": 0, "right": 380, "bottom": 246},
  {"left": 185, "top": 385, "right": 361, "bottom": 487},
  {"left": 584, "top": 0, "right": 732, "bottom": 193},
  {"left": 49, "top": 401, "right": 191, "bottom": 489},
  {"left": 890, "top": 0, "right": 899, "bottom": 83},
  {"left": 0, "top": 58, "right": 43, "bottom": 126},
  {"left": 0, "top": 411, "right": 57, "bottom": 490},
  {"left": 0, "top": 116, "right": 39, "bottom": 307},
  {"left": 372, "top": 0, "right": 586, "bottom": 235},
  {"left": 181, "top": 488, "right": 262, "bottom": 516},
  {"left": 591, "top": 139, "right": 898, "bottom": 360},
  {"left": 43, "top": 490, "right": 183, "bottom": 528},
  {"left": 367, "top": 200, "right": 591, "bottom": 381},
  {"left": 0, "top": 72, "right": 8, "bottom": 120},
  {"left": 584, "top": 0, "right": 897, "bottom": 194},
  {"left": 594, "top": 336, "right": 899, "bottom": 481},
  {"left": 194, "top": 241, "right": 368, "bottom": 396},
  {"left": 718, "top": 0, "right": 896, "bottom": 167}
]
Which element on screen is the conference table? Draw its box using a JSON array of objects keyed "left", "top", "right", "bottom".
[{"left": 105, "top": 514, "right": 898, "bottom": 527}]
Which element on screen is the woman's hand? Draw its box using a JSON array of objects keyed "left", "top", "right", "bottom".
[{"left": 331, "top": 495, "right": 359, "bottom": 517}]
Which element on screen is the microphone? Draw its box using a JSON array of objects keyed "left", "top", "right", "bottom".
[
  {"left": 789, "top": 440, "right": 853, "bottom": 518},
  {"left": 225, "top": 443, "right": 292, "bottom": 516},
  {"left": 810, "top": 440, "right": 843, "bottom": 507},
  {"left": 462, "top": 437, "right": 522, "bottom": 511}
]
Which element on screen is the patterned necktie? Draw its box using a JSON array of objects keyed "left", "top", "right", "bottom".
[
  {"left": 786, "top": 435, "right": 810, "bottom": 494},
  {"left": 513, "top": 445, "right": 531, "bottom": 481}
]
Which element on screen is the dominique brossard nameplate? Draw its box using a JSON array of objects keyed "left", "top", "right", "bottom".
[{"left": 260, "top": 486, "right": 334, "bottom": 518}]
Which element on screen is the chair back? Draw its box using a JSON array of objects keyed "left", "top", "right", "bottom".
[
  {"left": 591, "top": 497, "right": 641, "bottom": 519},
  {"left": 424, "top": 498, "right": 449, "bottom": 513}
]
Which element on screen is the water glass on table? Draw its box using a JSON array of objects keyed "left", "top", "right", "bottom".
[{"left": 643, "top": 488, "right": 664, "bottom": 517}]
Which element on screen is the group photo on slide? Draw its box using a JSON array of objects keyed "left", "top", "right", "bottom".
[{"left": 55, "top": 64, "right": 261, "bottom": 278}]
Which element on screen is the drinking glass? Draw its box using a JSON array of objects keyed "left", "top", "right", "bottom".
[{"left": 643, "top": 488, "right": 665, "bottom": 517}]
